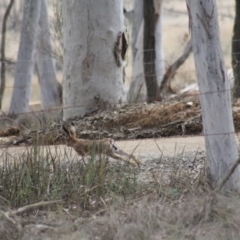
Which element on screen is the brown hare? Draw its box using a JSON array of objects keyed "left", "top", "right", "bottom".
[{"left": 62, "top": 122, "right": 142, "bottom": 167}]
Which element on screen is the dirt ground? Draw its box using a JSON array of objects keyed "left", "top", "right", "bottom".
[
  {"left": 0, "top": 135, "right": 207, "bottom": 160},
  {"left": 2, "top": 101, "right": 240, "bottom": 239}
]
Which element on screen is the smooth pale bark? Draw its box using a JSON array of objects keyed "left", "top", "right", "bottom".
[
  {"left": 132, "top": 0, "right": 143, "bottom": 59},
  {"left": 128, "top": 21, "right": 146, "bottom": 102},
  {"left": 9, "top": 0, "right": 41, "bottom": 115},
  {"left": 127, "top": 0, "right": 145, "bottom": 102},
  {"left": 36, "top": 0, "right": 60, "bottom": 109},
  {"left": 186, "top": 0, "right": 240, "bottom": 191},
  {"left": 0, "top": 0, "right": 15, "bottom": 109},
  {"left": 62, "top": 0, "right": 126, "bottom": 119},
  {"left": 154, "top": 0, "right": 164, "bottom": 86},
  {"left": 129, "top": 0, "right": 164, "bottom": 102}
]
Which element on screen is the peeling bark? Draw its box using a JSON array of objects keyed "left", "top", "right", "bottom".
[{"left": 62, "top": 0, "right": 126, "bottom": 119}]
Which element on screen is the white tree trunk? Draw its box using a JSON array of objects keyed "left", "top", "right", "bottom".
[
  {"left": 154, "top": 0, "right": 164, "bottom": 86},
  {"left": 36, "top": 0, "right": 60, "bottom": 109},
  {"left": 131, "top": 0, "right": 143, "bottom": 59},
  {"left": 129, "top": 0, "right": 164, "bottom": 102},
  {"left": 9, "top": 0, "right": 41, "bottom": 115},
  {"left": 62, "top": 0, "right": 126, "bottom": 119},
  {"left": 186, "top": 0, "right": 240, "bottom": 191},
  {"left": 128, "top": 21, "right": 146, "bottom": 102}
]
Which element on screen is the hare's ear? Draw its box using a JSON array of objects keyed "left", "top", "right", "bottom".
[{"left": 62, "top": 125, "right": 70, "bottom": 136}]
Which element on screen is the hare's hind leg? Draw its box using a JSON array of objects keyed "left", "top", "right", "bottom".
[
  {"left": 108, "top": 152, "right": 137, "bottom": 167},
  {"left": 114, "top": 149, "right": 142, "bottom": 167},
  {"left": 129, "top": 154, "right": 142, "bottom": 167},
  {"left": 109, "top": 139, "right": 141, "bottom": 167}
]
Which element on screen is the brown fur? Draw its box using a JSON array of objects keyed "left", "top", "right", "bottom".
[{"left": 63, "top": 123, "right": 141, "bottom": 167}]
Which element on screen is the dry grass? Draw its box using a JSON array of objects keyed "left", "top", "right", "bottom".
[
  {"left": 80, "top": 193, "right": 240, "bottom": 240},
  {"left": 0, "top": 1, "right": 238, "bottom": 239},
  {"left": 0, "top": 143, "right": 240, "bottom": 239},
  {"left": 0, "top": 144, "right": 146, "bottom": 210}
]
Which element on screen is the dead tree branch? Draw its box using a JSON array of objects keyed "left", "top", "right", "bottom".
[
  {"left": 159, "top": 39, "right": 192, "bottom": 98},
  {"left": 7, "top": 200, "right": 62, "bottom": 216}
]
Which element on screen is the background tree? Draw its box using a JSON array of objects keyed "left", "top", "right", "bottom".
[
  {"left": 232, "top": 0, "right": 240, "bottom": 98},
  {"left": 62, "top": 0, "right": 126, "bottom": 119},
  {"left": 128, "top": 21, "right": 145, "bottom": 102},
  {"left": 186, "top": 0, "right": 240, "bottom": 191},
  {"left": 36, "top": 0, "right": 61, "bottom": 109},
  {"left": 131, "top": 0, "right": 143, "bottom": 60},
  {"left": 9, "top": 0, "right": 41, "bottom": 115},
  {"left": 143, "top": 0, "right": 158, "bottom": 102},
  {"left": 0, "top": 0, "right": 15, "bottom": 110},
  {"left": 154, "top": 0, "right": 164, "bottom": 88},
  {"left": 129, "top": 0, "right": 164, "bottom": 102}
]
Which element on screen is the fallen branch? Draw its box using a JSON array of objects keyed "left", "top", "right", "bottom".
[
  {"left": 159, "top": 39, "right": 192, "bottom": 96},
  {"left": 214, "top": 157, "right": 240, "bottom": 193},
  {"left": 7, "top": 200, "right": 62, "bottom": 216},
  {"left": 161, "top": 120, "right": 183, "bottom": 128}
]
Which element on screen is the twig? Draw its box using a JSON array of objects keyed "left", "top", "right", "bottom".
[
  {"left": 0, "top": 210, "right": 17, "bottom": 224},
  {"left": 153, "top": 138, "right": 163, "bottom": 157},
  {"left": 7, "top": 200, "right": 62, "bottom": 216},
  {"left": 161, "top": 120, "right": 183, "bottom": 128},
  {"left": 214, "top": 157, "right": 240, "bottom": 193},
  {"left": 0, "top": 195, "right": 11, "bottom": 206},
  {"left": 100, "top": 197, "right": 109, "bottom": 213}
]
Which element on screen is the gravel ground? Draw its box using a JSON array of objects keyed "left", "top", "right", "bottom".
[{"left": 137, "top": 150, "right": 207, "bottom": 185}]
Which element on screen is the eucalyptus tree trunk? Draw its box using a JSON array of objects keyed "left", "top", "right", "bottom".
[
  {"left": 0, "top": 0, "right": 15, "bottom": 110},
  {"left": 9, "top": 0, "right": 41, "bottom": 115},
  {"left": 154, "top": 0, "right": 164, "bottom": 87},
  {"left": 128, "top": 21, "right": 145, "bottom": 102},
  {"left": 62, "top": 0, "right": 126, "bottom": 119},
  {"left": 232, "top": 0, "right": 240, "bottom": 99},
  {"left": 143, "top": 0, "right": 158, "bottom": 102},
  {"left": 131, "top": 0, "right": 143, "bottom": 59},
  {"left": 36, "top": 0, "right": 61, "bottom": 109},
  {"left": 186, "top": 0, "right": 240, "bottom": 191},
  {"left": 129, "top": 0, "right": 164, "bottom": 102}
]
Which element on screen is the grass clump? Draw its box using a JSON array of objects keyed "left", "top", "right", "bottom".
[{"left": 0, "top": 144, "right": 144, "bottom": 211}]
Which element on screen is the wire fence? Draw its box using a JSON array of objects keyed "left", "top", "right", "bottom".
[
  {"left": 0, "top": 55, "right": 237, "bottom": 115},
  {"left": 0, "top": 70, "right": 240, "bottom": 187},
  {"left": 0, "top": 83, "right": 236, "bottom": 116},
  {"left": 0, "top": 43, "right": 239, "bottom": 129},
  {"left": 2, "top": 53, "right": 237, "bottom": 90},
  {"left": 0, "top": 3, "right": 239, "bottom": 193}
]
